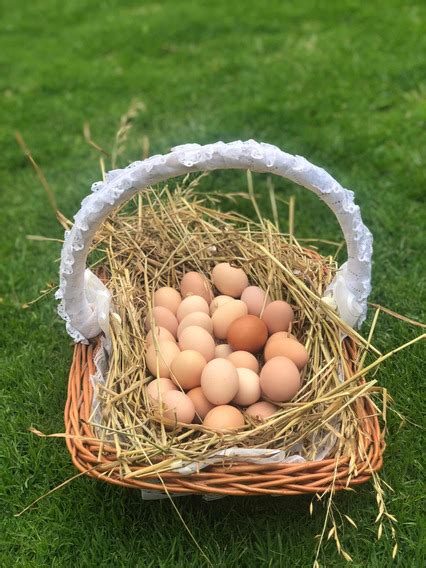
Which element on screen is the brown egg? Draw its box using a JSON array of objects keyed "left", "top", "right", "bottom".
[
  {"left": 170, "top": 350, "right": 207, "bottom": 390},
  {"left": 240, "top": 286, "right": 270, "bottom": 317},
  {"left": 233, "top": 368, "right": 261, "bottom": 406},
  {"left": 161, "top": 390, "right": 195, "bottom": 424},
  {"left": 211, "top": 263, "right": 249, "bottom": 297},
  {"left": 178, "top": 325, "right": 215, "bottom": 362},
  {"left": 259, "top": 356, "right": 301, "bottom": 402},
  {"left": 203, "top": 405, "right": 245, "bottom": 432},
  {"left": 177, "top": 311, "right": 213, "bottom": 337},
  {"left": 145, "top": 341, "right": 180, "bottom": 378},
  {"left": 176, "top": 295, "right": 209, "bottom": 322},
  {"left": 211, "top": 300, "right": 248, "bottom": 339},
  {"left": 227, "top": 351, "right": 259, "bottom": 373},
  {"left": 261, "top": 300, "right": 294, "bottom": 334},
  {"left": 245, "top": 401, "right": 279, "bottom": 420},
  {"left": 153, "top": 287, "right": 182, "bottom": 315},
  {"left": 264, "top": 338, "right": 309, "bottom": 370},
  {"left": 180, "top": 271, "right": 213, "bottom": 303},
  {"left": 187, "top": 387, "right": 215, "bottom": 422},
  {"left": 146, "top": 378, "right": 177, "bottom": 402},
  {"left": 146, "top": 326, "right": 176, "bottom": 346},
  {"left": 227, "top": 315, "right": 268, "bottom": 353},
  {"left": 215, "top": 343, "right": 233, "bottom": 358},
  {"left": 209, "top": 294, "right": 233, "bottom": 315},
  {"left": 145, "top": 306, "right": 178, "bottom": 338},
  {"left": 200, "top": 358, "right": 239, "bottom": 405}
]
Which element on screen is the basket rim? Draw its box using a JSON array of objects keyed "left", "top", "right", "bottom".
[{"left": 64, "top": 340, "right": 384, "bottom": 496}]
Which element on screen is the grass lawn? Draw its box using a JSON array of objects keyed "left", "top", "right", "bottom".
[{"left": 1, "top": 1, "right": 425, "bottom": 566}]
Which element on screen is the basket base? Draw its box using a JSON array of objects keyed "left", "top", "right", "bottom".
[{"left": 64, "top": 342, "right": 384, "bottom": 496}]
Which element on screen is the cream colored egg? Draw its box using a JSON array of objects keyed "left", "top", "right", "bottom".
[
  {"left": 215, "top": 343, "right": 233, "bottom": 358},
  {"left": 178, "top": 325, "right": 215, "bottom": 362},
  {"left": 261, "top": 301, "right": 294, "bottom": 334},
  {"left": 245, "top": 401, "right": 278, "bottom": 420},
  {"left": 145, "top": 306, "right": 178, "bottom": 338},
  {"left": 203, "top": 405, "right": 245, "bottom": 432},
  {"left": 153, "top": 287, "right": 182, "bottom": 315},
  {"left": 145, "top": 341, "right": 180, "bottom": 378},
  {"left": 211, "top": 300, "right": 248, "bottom": 340},
  {"left": 180, "top": 271, "right": 213, "bottom": 303},
  {"left": 176, "top": 295, "right": 209, "bottom": 322},
  {"left": 177, "top": 312, "right": 213, "bottom": 337},
  {"left": 187, "top": 387, "right": 215, "bottom": 422},
  {"left": 201, "top": 358, "right": 239, "bottom": 405},
  {"left": 146, "top": 326, "right": 176, "bottom": 346},
  {"left": 240, "top": 286, "right": 270, "bottom": 317},
  {"left": 212, "top": 263, "right": 249, "bottom": 297},
  {"left": 233, "top": 368, "right": 261, "bottom": 406},
  {"left": 227, "top": 350, "right": 259, "bottom": 373},
  {"left": 259, "top": 356, "right": 301, "bottom": 402},
  {"left": 170, "top": 350, "right": 207, "bottom": 390},
  {"left": 146, "top": 378, "right": 177, "bottom": 402},
  {"left": 160, "top": 390, "right": 195, "bottom": 424},
  {"left": 209, "top": 295, "right": 233, "bottom": 315}
]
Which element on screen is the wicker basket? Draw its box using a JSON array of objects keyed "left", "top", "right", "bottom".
[{"left": 58, "top": 140, "right": 384, "bottom": 496}]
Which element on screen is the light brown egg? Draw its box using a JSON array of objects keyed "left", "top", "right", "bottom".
[
  {"left": 264, "top": 338, "right": 309, "bottom": 370},
  {"left": 209, "top": 294, "right": 234, "bottom": 315},
  {"left": 146, "top": 378, "right": 177, "bottom": 402},
  {"left": 203, "top": 405, "right": 245, "bottom": 432},
  {"left": 161, "top": 390, "right": 195, "bottom": 424},
  {"left": 233, "top": 368, "right": 261, "bottom": 406},
  {"left": 261, "top": 300, "right": 294, "bottom": 334},
  {"left": 153, "top": 287, "right": 182, "bottom": 315},
  {"left": 260, "top": 356, "right": 301, "bottom": 402},
  {"left": 176, "top": 295, "right": 209, "bottom": 322},
  {"left": 227, "top": 350, "right": 259, "bottom": 373},
  {"left": 177, "top": 312, "right": 213, "bottom": 337},
  {"left": 245, "top": 401, "right": 279, "bottom": 420},
  {"left": 211, "top": 263, "right": 249, "bottom": 298},
  {"left": 145, "top": 306, "right": 178, "bottom": 338},
  {"left": 240, "top": 286, "right": 270, "bottom": 317},
  {"left": 187, "top": 387, "right": 215, "bottom": 422},
  {"left": 267, "top": 331, "right": 297, "bottom": 344},
  {"left": 211, "top": 300, "right": 248, "bottom": 340},
  {"left": 146, "top": 326, "right": 176, "bottom": 346},
  {"left": 145, "top": 341, "right": 180, "bottom": 378},
  {"left": 170, "top": 350, "right": 207, "bottom": 390},
  {"left": 180, "top": 271, "right": 213, "bottom": 303},
  {"left": 227, "top": 315, "right": 268, "bottom": 353},
  {"left": 215, "top": 343, "right": 233, "bottom": 358},
  {"left": 201, "top": 358, "right": 239, "bottom": 405},
  {"left": 178, "top": 325, "right": 215, "bottom": 362}
]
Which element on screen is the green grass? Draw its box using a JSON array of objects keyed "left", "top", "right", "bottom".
[{"left": 1, "top": 1, "right": 425, "bottom": 566}]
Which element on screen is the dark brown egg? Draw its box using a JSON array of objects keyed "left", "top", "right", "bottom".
[{"left": 227, "top": 315, "right": 268, "bottom": 354}]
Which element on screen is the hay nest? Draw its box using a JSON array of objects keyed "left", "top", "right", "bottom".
[{"left": 88, "top": 174, "right": 381, "bottom": 472}]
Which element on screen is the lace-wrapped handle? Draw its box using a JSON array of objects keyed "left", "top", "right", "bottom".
[{"left": 57, "top": 140, "right": 372, "bottom": 341}]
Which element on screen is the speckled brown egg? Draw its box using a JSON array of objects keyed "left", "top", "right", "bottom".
[{"left": 227, "top": 315, "right": 268, "bottom": 353}]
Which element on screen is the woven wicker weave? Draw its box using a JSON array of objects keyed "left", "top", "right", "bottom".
[{"left": 65, "top": 340, "right": 384, "bottom": 496}]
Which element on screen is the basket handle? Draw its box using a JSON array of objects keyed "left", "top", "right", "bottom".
[{"left": 57, "top": 140, "right": 372, "bottom": 341}]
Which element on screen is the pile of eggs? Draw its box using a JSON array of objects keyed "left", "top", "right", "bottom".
[{"left": 144, "top": 263, "right": 309, "bottom": 432}]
